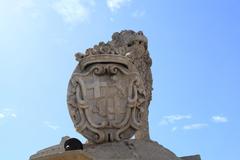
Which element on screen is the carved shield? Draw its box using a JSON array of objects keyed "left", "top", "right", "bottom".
[{"left": 67, "top": 56, "right": 146, "bottom": 143}]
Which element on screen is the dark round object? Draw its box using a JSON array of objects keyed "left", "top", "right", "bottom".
[{"left": 64, "top": 138, "right": 83, "bottom": 151}]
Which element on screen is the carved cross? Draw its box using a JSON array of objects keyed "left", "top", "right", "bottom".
[{"left": 88, "top": 77, "right": 108, "bottom": 98}]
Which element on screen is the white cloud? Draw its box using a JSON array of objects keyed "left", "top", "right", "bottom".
[
  {"left": 183, "top": 123, "right": 208, "bottom": 130},
  {"left": 0, "top": 108, "right": 17, "bottom": 119},
  {"left": 132, "top": 10, "right": 145, "bottom": 18},
  {"left": 159, "top": 114, "right": 192, "bottom": 125},
  {"left": 212, "top": 116, "right": 228, "bottom": 123},
  {"left": 44, "top": 121, "right": 60, "bottom": 130},
  {"left": 52, "top": 0, "right": 94, "bottom": 24},
  {"left": 11, "top": 113, "right": 17, "bottom": 118},
  {"left": 0, "top": 113, "right": 5, "bottom": 119},
  {"left": 107, "top": 0, "right": 131, "bottom": 12}
]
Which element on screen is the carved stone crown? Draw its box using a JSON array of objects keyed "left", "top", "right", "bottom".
[
  {"left": 76, "top": 41, "right": 133, "bottom": 59},
  {"left": 74, "top": 41, "right": 137, "bottom": 72}
]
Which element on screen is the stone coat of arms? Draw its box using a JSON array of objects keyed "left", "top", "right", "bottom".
[{"left": 67, "top": 52, "right": 146, "bottom": 143}]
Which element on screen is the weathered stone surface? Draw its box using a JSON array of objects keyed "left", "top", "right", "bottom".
[
  {"left": 30, "top": 137, "right": 201, "bottom": 160},
  {"left": 30, "top": 136, "right": 84, "bottom": 160},
  {"left": 31, "top": 150, "right": 92, "bottom": 160},
  {"left": 70, "top": 30, "right": 152, "bottom": 142},
  {"left": 181, "top": 155, "right": 201, "bottom": 160},
  {"left": 67, "top": 31, "right": 150, "bottom": 143},
  {"left": 84, "top": 139, "right": 181, "bottom": 160},
  {"left": 30, "top": 136, "right": 69, "bottom": 159},
  {"left": 109, "top": 30, "right": 153, "bottom": 140}
]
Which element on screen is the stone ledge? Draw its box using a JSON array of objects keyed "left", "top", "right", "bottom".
[
  {"left": 181, "top": 155, "right": 201, "bottom": 160},
  {"left": 30, "top": 139, "right": 201, "bottom": 160},
  {"left": 30, "top": 150, "right": 92, "bottom": 160}
]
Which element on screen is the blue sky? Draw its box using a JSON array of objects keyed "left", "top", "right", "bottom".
[{"left": 0, "top": 0, "right": 240, "bottom": 159}]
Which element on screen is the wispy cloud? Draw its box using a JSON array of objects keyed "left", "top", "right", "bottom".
[
  {"left": 171, "top": 126, "right": 178, "bottom": 132},
  {"left": 160, "top": 114, "right": 228, "bottom": 132},
  {"left": 159, "top": 114, "right": 192, "bottom": 125},
  {"left": 44, "top": 121, "right": 60, "bottom": 130},
  {"left": 107, "top": 0, "right": 131, "bottom": 12},
  {"left": 183, "top": 123, "right": 208, "bottom": 130},
  {"left": 11, "top": 113, "right": 17, "bottom": 118},
  {"left": 132, "top": 10, "right": 146, "bottom": 18},
  {"left": 0, "top": 113, "right": 5, "bottom": 119},
  {"left": 110, "top": 17, "right": 115, "bottom": 22},
  {"left": 0, "top": 108, "right": 17, "bottom": 119},
  {"left": 52, "top": 0, "right": 95, "bottom": 24},
  {"left": 88, "top": 0, "right": 96, "bottom": 6},
  {"left": 212, "top": 116, "right": 228, "bottom": 123},
  {"left": 0, "top": 0, "right": 36, "bottom": 17},
  {"left": 12, "top": 0, "right": 36, "bottom": 13}
]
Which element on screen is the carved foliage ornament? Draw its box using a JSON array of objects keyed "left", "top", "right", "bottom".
[{"left": 67, "top": 53, "right": 146, "bottom": 143}]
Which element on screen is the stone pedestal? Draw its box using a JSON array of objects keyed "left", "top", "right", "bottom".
[{"left": 30, "top": 138, "right": 201, "bottom": 160}]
